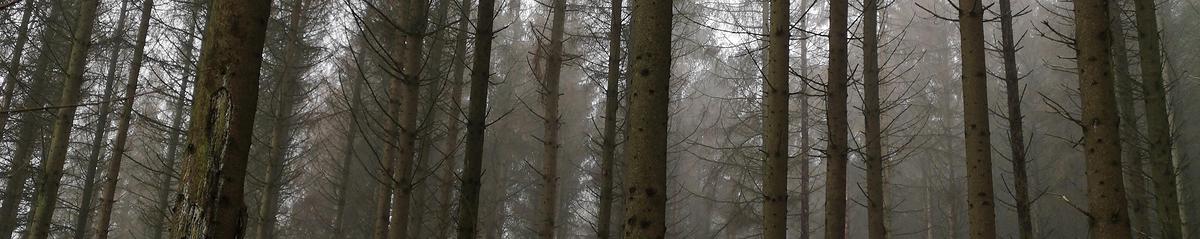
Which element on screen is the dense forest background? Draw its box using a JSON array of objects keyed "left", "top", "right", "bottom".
[{"left": 0, "top": 0, "right": 1196, "bottom": 238}]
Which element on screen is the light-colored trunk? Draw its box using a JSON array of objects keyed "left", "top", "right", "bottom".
[
  {"left": 536, "top": 0, "right": 567, "bottom": 236},
  {"left": 956, "top": 0, "right": 997, "bottom": 237},
  {"left": 621, "top": 0, "right": 672, "bottom": 237},
  {"left": 27, "top": 0, "right": 102, "bottom": 237},
  {"left": 1071, "top": 0, "right": 1134, "bottom": 237},
  {"left": 762, "top": 0, "right": 789, "bottom": 236},
  {"left": 167, "top": 0, "right": 273, "bottom": 237}
]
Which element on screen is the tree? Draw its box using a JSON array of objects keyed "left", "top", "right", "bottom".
[
  {"left": 1108, "top": 0, "right": 1153, "bottom": 234},
  {"left": 0, "top": 0, "right": 35, "bottom": 133},
  {"left": 1131, "top": 0, "right": 1185, "bottom": 236},
  {"left": 596, "top": 0, "right": 623, "bottom": 236},
  {"left": 456, "top": 0, "right": 498, "bottom": 235},
  {"left": 386, "top": 0, "right": 429, "bottom": 237},
  {"left": 825, "top": 0, "right": 850, "bottom": 236},
  {"left": 1071, "top": 0, "right": 1133, "bottom": 237},
  {"left": 996, "top": 0, "right": 1032, "bottom": 237},
  {"left": 72, "top": 2, "right": 131, "bottom": 238},
  {"left": 761, "top": 0, "right": 789, "bottom": 236},
  {"left": 955, "top": 0, "right": 997, "bottom": 237},
  {"left": 26, "top": 0, "right": 102, "bottom": 236},
  {"left": 435, "top": 0, "right": 472, "bottom": 237},
  {"left": 535, "top": 0, "right": 568, "bottom": 235},
  {"left": 621, "top": 0, "right": 672, "bottom": 237},
  {"left": 862, "top": 0, "right": 885, "bottom": 237},
  {"left": 92, "top": 0, "right": 155, "bottom": 237},
  {"left": 167, "top": 0, "right": 274, "bottom": 237}
]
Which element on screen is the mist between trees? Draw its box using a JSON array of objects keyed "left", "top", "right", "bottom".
[{"left": 0, "top": 0, "right": 1196, "bottom": 238}]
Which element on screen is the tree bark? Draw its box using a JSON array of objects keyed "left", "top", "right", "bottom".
[
  {"left": 167, "top": 0, "right": 273, "bottom": 237},
  {"left": 955, "top": 0, "right": 997, "bottom": 237},
  {"left": 797, "top": 4, "right": 811, "bottom": 237},
  {"left": 824, "top": 0, "right": 849, "bottom": 236},
  {"left": 862, "top": 0, "right": 886, "bottom": 237},
  {"left": 0, "top": 0, "right": 35, "bottom": 133},
  {"left": 1071, "top": 0, "right": 1133, "bottom": 237},
  {"left": 1130, "top": 0, "right": 1184, "bottom": 237},
  {"left": 254, "top": 0, "right": 308, "bottom": 238},
  {"left": 621, "top": 0, "right": 671, "bottom": 237},
  {"left": 596, "top": 0, "right": 622, "bottom": 237},
  {"left": 997, "top": 0, "right": 1031, "bottom": 237},
  {"left": 26, "top": 0, "right": 103, "bottom": 237},
  {"left": 386, "top": 0, "right": 428, "bottom": 237},
  {"left": 148, "top": 7, "right": 199, "bottom": 238},
  {"left": 536, "top": 0, "right": 567, "bottom": 236},
  {"left": 455, "top": 0, "right": 497, "bottom": 235},
  {"left": 762, "top": 0, "right": 789, "bottom": 236},
  {"left": 0, "top": 46, "right": 55, "bottom": 239}
]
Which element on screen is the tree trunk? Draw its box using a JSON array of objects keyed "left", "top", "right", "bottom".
[
  {"left": 0, "top": 45, "right": 56, "bottom": 239},
  {"left": 955, "top": 0, "right": 997, "bottom": 237},
  {"left": 436, "top": 0, "right": 471, "bottom": 237},
  {"left": 455, "top": 0, "right": 497, "bottom": 235},
  {"left": 0, "top": 0, "right": 35, "bottom": 133},
  {"left": 1071, "top": 0, "right": 1133, "bottom": 237},
  {"left": 1108, "top": 0, "right": 1152, "bottom": 236},
  {"left": 621, "top": 0, "right": 672, "bottom": 237},
  {"left": 149, "top": 7, "right": 199, "bottom": 238},
  {"left": 333, "top": 62, "right": 365, "bottom": 239},
  {"left": 596, "top": 0, "right": 622, "bottom": 237},
  {"left": 997, "top": 0, "right": 1031, "bottom": 237},
  {"left": 255, "top": 0, "right": 307, "bottom": 238},
  {"left": 797, "top": 4, "right": 811, "bottom": 237},
  {"left": 536, "top": 0, "right": 567, "bottom": 236},
  {"left": 862, "top": 0, "right": 886, "bottom": 237},
  {"left": 72, "top": 3, "right": 131, "bottom": 238},
  {"left": 167, "top": 0, "right": 273, "bottom": 237},
  {"left": 386, "top": 0, "right": 428, "bottom": 237},
  {"left": 26, "top": 0, "right": 103, "bottom": 237},
  {"left": 824, "top": 0, "right": 849, "bottom": 236},
  {"left": 762, "top": 0, "right": 789, "bottom": 236},
  {"left": 1131, "top": 0, "right": 1184, "bottom": 237}
]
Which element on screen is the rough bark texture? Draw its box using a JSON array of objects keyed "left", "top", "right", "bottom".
[
  {"left": 862, "top": 0, "right": 885, "bottom": 238},
  {"left": 26, "top": 0, "right": 102, "bottom": 237},
  {"left": 1071, "top": 0, "right": 1133, "bottom": 237},
  {"left": 456, "top": 0, "right": 496, "bottom": 235},
  {"left": 1108, "top": 0, "right": 1152, "bottom": 235},
  {"left": 73, "top": 4, "right": 131, "bottom": 239},
  {"left": 1131, "top": 0, "right": 1184, "bottom": 237},
  {"left": 167, "top": 0, "right": 273, "bottom": 237},
  {"left": 621, "top": 0, "right": 671, "bottom": 237},
  {"left": 824, "top": 0, "right": 849, "bottom": 236},
  {"left": 150, "top": 7, "right": 199, "bottom": 238},
  {"left": 956, "top": 0, "right": 997, "bottom": 237},
  {"left": 536, "top": 0, "right": 567, "bottom": 236},
  {"left": 0, "top": 0, "right": 35, "bottom": 133},
  {"left": 997, "top": 0, "right": 1031, "bottom": 237},
  {"left": 762, "top": 0, "right": 789, "bottom": 236},
  {"left": 597, "top": 0, "right": 622, "bottom": 237}
]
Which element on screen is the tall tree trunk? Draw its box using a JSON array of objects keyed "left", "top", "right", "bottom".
[
  {"left": 956, "top": 0, "right": 997, "bottom": 237},
  {"left": 436, "top": 0, "right": 471, "bottom": 237},
  {"left": 333, "top": 64, "right": 365, "bottom": 238},
  {"left": 1108, "top": 1, "right": 1151, "bottom": 236},
  {"left": 27, "top": 0, "right": 103, "bottom": 237},
  {"left": 596, "top": 0, "right": 622, "bottom": 237},
  {"left": 73, "top": 3, "right": 131, "bottom": 238},
  {"left": 536, "top": 0, "right": 567, "bottom": 236},
  {"left": 1071, "top": 0, "right": 1133, "bottom": 237},
  {"left": 762, "top": 0, "right": 789, "bottom": 236},
  {"left": 824, "top": 0, "right": 849, "bottom": 236},
  {"left": 621, "top": 0, "right": 671, "bottom": 237},
  {"left": 797, "top": 3, "right": 811, "bottom": 237},
  {"left": 255, "top": 0, "right": 307, "bottom": 237},
  {"left": 1130, "top": 0, "right": 1184, "bottom": 237},
  {"left": 455, "top": 0, "right": 497, "bottom": 235},
  {"left": 862, "top": 0, "right": 886, "bottom": 237},
  {"left": 0, "top": 0, "right": 35, "bottom": 133},
  {"left": 167, "top": 0, "right": 273, "bottom": 237},
  {"left": 0, "top": 49, "right": 55, "bottom": 239},
  {"left": 386, "top": 0, "right": 429, "bottom": 237},
  {"left": 997, "top": 0, "right": 1031, "bottom": 237}
]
